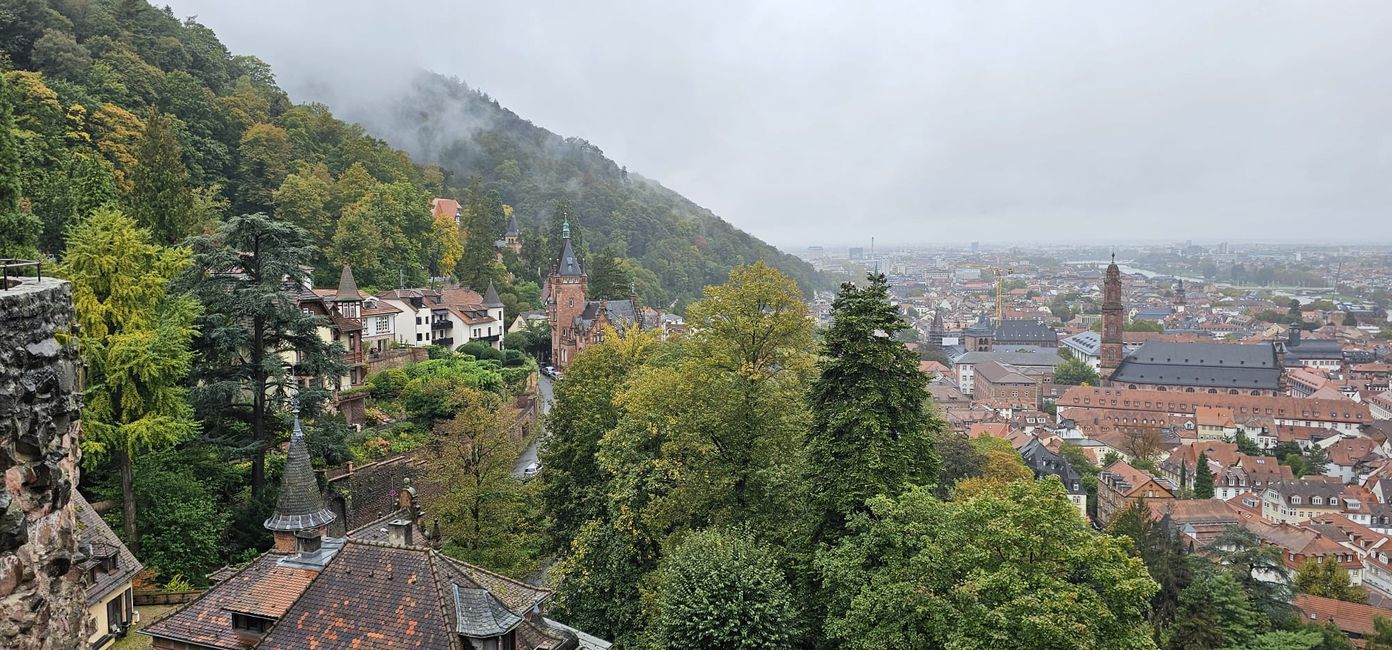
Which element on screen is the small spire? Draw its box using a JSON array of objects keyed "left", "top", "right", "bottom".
[
  {"left": 562, "top": 217, "right": 571, "bottom": 240},
  {"left": 264, "top": 397, "right": 336, "bottom": 533},
  {"left": 483, "top": 280, "right": 502, "bottom": 308}
]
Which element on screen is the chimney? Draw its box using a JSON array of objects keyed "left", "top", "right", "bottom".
[
  {"left": 295, "top": 528, "right": 323, "bottom": 557},
  {"left": 387, "top": 519, "right": 413, "bottom": 547}
]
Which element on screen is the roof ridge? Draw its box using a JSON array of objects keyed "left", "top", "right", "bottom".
[
  {"left": 425, "top": 546, "right": 466, "bottom": 650},
  {"left": 436, "top": 551, "right": 553, "bottom": 598}
]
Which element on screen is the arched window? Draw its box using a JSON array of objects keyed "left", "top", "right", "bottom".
[{"left": 1291, "top": 496, "right": 1302, "bottom": 505}]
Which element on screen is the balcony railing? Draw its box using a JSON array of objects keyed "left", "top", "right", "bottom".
[{"left": 431, "top": 320, "right": 453, "bottom": 331}]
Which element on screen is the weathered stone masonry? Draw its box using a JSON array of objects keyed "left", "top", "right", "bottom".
[{"left": 0, "top": 277, "right": 88, "bottom": 649}]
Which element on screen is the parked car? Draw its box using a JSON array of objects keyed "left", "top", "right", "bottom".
[
  {"left": 542, "top": 365, "right": 557, "bottom": 378},
  {"left": 522, "top": 462, "right": 542, "bottom": 478}
]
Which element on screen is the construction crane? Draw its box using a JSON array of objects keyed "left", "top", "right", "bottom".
[{"left": 993, "top": 268, "right": 1014, "bottom": 324}]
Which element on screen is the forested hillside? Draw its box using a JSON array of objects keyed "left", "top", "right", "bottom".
[
  {"left": 337, "top": 70, "right": 825, "bottom": 308},
  {"left": 0, "top": 0, "right": 821, "bottom": 310}
]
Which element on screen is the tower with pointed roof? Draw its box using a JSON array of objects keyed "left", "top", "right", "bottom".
[
  {"left": 546, "top": 219, "right": 588, "bottom": 368},
  {"left": 1174, "top": 278, "right": 1186, "bottom": 313},
  {"left": 331, "top": 263, "right": 363, "bottom": 321},
  {"left": 503, "top": 213, "right": 521, "bottom": 254},
  {"left": 483, "top": 280, "right": 504, "bottom": 326},
  {"left": 265, "top": 401, "right": 337, "bottom": 553},
  {"left": 1100, "top": 254, "right": 1124, "bottom": 379}
]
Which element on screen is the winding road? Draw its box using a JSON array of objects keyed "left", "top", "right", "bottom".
[{"left": 513, "top": 374, "right": 554, "bottom": 477}]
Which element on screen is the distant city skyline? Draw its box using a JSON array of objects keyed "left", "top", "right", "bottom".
[{"left": 167, "top": 1, "right": 1392, "bottom": 247}]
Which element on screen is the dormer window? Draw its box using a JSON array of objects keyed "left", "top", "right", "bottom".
[
  {"left": 1312, "top": 497, "right": 1323, "bottom": 505},
  {"left": 1291, "top": 496, "right": 1302, "bottom": 505},
  {"left": 231, "top": 613, "right": 274, "bottom": 634},
  {"left": 1330, "top": 498, "right": 1339, "bottom": 506}
]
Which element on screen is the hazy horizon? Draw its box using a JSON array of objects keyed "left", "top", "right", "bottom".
[{"left": 164, "top": 1, "right": 1392, "bottom": 248}]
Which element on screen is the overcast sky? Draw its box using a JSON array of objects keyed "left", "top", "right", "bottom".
[{"left": 164, "top": 1, "right": 1392, "bottom": 248}]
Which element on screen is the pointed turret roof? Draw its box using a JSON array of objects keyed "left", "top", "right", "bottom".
[
  {"left": 557, "top": 220, "right": 584, "bottom": 277},
  {"left": 332, "top": 263, "right": 363, "bottom": 302},
  {"left": 264, "top": 403, "right": 337, "bottom": 532},
  {"left": 483, "top": 280, "right": 503, "bottom": 308},
  {"left": 505, "top": 213, "right": 520, "bottom": 238}
]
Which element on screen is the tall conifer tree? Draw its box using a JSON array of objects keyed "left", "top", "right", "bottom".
[
  {"left": 806, "top": 272, "right": 942, "bottom": 548},
  {"left": 63, "top": 207, "right": 201, "bottom": 553},
  {"left": 182, "top": 213, "right": 345, "bottom": 496},
  {"left": 130, "top": 109, "right": 199, "bottom": 244}
]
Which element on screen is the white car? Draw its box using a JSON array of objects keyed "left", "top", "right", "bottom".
[
  {"left": 522, "top": 462, "right": 542, "bottom": 478},
  {"left": 542, "top": 365, "right": 557, "bottom": 378}
]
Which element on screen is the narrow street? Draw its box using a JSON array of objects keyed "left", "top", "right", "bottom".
[{"left": 513, "top": 374, "right": 554, "bottom": 477}]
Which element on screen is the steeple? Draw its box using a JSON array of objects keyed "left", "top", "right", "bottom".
[
  {"left": 557, "top": 219, "right": 584, "bottom": 277},
  {"left": 1100, "top": 252, "right": 1124, "bottom": 379},
  {"left": 264, "top": 400, "right": 336, "bottom": 550},
  {"left": 505, "top": 213, "right": 520, "bottom": 238},
  {"left": 332, "top": 263, "right": 362, "bottom": 302},
  {"left": 483, "top": 280, "right": 503, "bottom": 308}
]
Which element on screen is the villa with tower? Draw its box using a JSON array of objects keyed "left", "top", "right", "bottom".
[{"left": 546, "top": 220, "right": 650, "bottom": 369}]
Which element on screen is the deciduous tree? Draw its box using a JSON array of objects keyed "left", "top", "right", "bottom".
[
  {"left": 1295, "top": 556, "right": 1368, "bottom": 604},
  {"left": 818, "top": 481, "right": 1158, "bottom": 649},
  {"left": 645, "top": 529, "right": 802, "bottom": 650},
  {"left": 425, "top": 397, "right": 538, "bottom": 577}
]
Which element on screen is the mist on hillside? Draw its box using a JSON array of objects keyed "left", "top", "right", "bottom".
[{"left": 166, "top": 1, "right": 1392, "bottom": 246}]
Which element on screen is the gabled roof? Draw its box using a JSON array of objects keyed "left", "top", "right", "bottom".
[
  {"left": 1111, "top": 341, "right": 1282, "bottom": 390},
  {"left": 73, "top": 492, "right": 143, "bottom": 605},
  {"left": 142, "top": 552, "right": 319, "bottom": 649}
]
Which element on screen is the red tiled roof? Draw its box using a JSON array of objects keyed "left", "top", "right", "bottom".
[
  {"left": 1294, "top": 594, "right": 1392, "bottom": 639},
  {"left": 143, "top": 553, "right": 319, "bottom": 649}
]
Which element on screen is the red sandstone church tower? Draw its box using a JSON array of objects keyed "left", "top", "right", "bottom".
[
  {"left": 1100, "top": 254, "right": 1124, "bottom": 379},
  {"left": 546, "top": 220, "right": 588, "bottom": 368}
]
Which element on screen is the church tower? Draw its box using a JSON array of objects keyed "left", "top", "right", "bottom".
[
  {"left": 547, "top": 220, "right": 588, "bottom": 368},
  {"left": 1100, "top": 255, "right": 1124, "bottom": 379},
  {"left": 1174, "top": 279, "right": 1186, "bottom": 313}
]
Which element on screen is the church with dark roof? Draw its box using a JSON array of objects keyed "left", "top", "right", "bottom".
[{"left": 1100, "top": 256, "right": 1284, "bottom": 396}]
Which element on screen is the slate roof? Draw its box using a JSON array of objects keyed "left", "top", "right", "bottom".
[
  {"left": 332, "top": 263, "right": 363, "bottom": 302},
  {"left": 1284, "top": 338, "right": 1345, "bottom": 363},
  {"left": 1019, "top": 438, "right": 1084, "bottom": 495},
  {"left": 264, "top": 414, "right": 337, "bottom": 532},
  {"left": 993, "top": 319, "right": 1057, "bottom": 344},
  {"left": 1111, "top": 342, "right": 1282, "bottom": 391},
  {"left": 73, "top": 492, "right": 142, "bottom": 605},
  {"left": 454, "top": 586, "right": 523, "bottom": 637},
  {"left": 557, "top": 237, "right": 583, "bottom": 277},
  {"left": 578, "top": 299, "right": 640, "bottom": 331},
  {"left": 484, "top": 280, "right": 503, "bottom": 308},
  {"left": 505, "top": 213, "right": 520, "bottom": 237}
]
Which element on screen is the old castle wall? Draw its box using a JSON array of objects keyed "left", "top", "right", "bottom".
[{"left": 0, "top": 277, "right": 88, "bottom": 649}]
